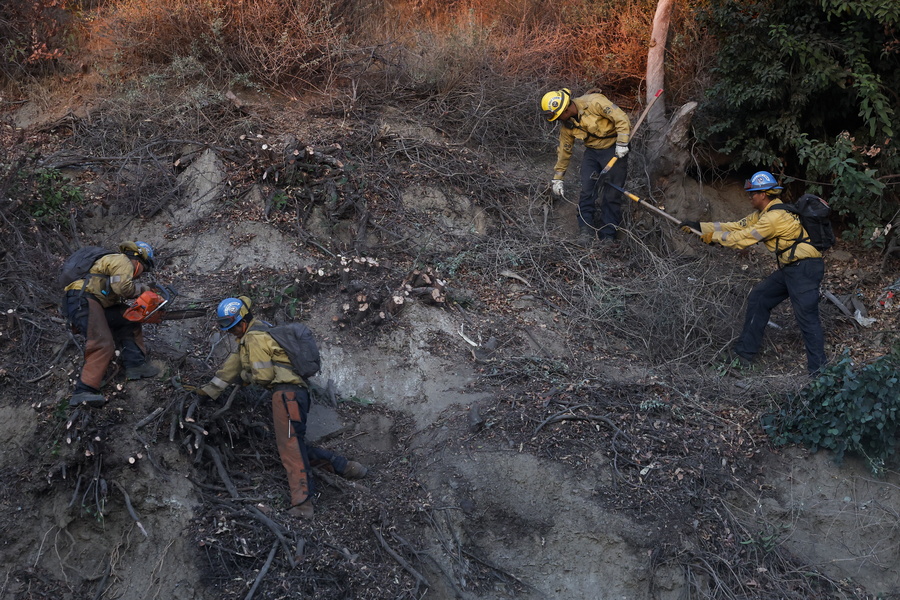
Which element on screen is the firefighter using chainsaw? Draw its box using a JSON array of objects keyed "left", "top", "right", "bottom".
[
  {"left": 679, "top": 171, "right": 827, "bottom": 375},
  {"left": 62, "top": 241, "right": 160, "bottom": 408},
  {"left": 541, "top": 88, "right": 631, "bottom": 246},
  {"left": 193, "top": 296, "right": 368, "bottom": 519}
]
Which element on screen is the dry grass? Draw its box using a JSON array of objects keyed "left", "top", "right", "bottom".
[
  {"left": 1, "top": 0, "right": 720, "bottom": 168},
  {"left": 75, "top": 0, "right": 693, "bottom": 121},
  {"left": 86, "top": 0, "right": 343, "bottom": 87},
  {"left": 0, "top": 0, "right": 79, "bottom": 82}
]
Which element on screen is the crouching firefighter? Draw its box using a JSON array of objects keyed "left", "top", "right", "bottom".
[
  {"left": 62, "top": 241, "right": 160, "bottom": 408},
  {"left": 194, "top": 297, "right": 368, "bottom": 519}
]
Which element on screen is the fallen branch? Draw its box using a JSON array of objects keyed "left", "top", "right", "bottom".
[
  {"left": 372, "top": 525, "right": 430, "bottom": 590},
  {"left": 244, "top": 540, "right": 279, "bottom": 600},
  {"left": 823, "top": 290, "right": 855, "bottom": 319},
  {"left": 25, "top": 366, "right": 56, "bottom": 384},
  {"left": 461, "top": 547, "right": 533, "bottom": 592},
  {"left": 533, "top": 404, "right": 628, "bottom": 440},
  {"left": 246, "top": 505, "right": 299, "bottom": 570},
  {"left": 208, "top": 385, "right": 240, "bottom": 422},
  {"left": 89, "top": 557, "right": 112, "bottom": 600},
  {"left": 204, "top": 445, "right": 239, "bottom": 499},
  {"left": 134, "top": 407, "right": 165, "bottom": 430},
  {"left": 314, "top": 468, "right": 370, "bottom": 495},
  {"left": 113, "top": 481, "right": 148, "bottom": 538}
]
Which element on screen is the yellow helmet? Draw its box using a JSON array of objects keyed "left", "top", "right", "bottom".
[{"left": 540, "top": 88, "right": 572, "bottom": 122}]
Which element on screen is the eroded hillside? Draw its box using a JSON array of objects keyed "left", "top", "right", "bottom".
[{"left": 1, "top": 77, "right": 900, "bottom": 600}]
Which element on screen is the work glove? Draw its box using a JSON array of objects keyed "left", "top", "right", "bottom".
[
  {"left": 551, "top": 180, "right": 565, "bottom": 197},
  {"left": 679, "top": 220, "right": 701, "bottom": 233},
  {"left": 700, "top": 231, "right": 715, "bottom": 245},
  {"left": 181, "top": 384, "right": 209, "bottom": 398},
  {"left": 615, "top": 143, "right": 629, "bottom": 159}
]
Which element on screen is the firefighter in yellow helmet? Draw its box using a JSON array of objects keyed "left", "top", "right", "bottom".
[
  {"left": 62, "top": 241, "right": 160, "bottom": 408},
  {"left": 540, "top": 88, "right": 632, "bottom": 246},
  {"left": 194, "top": 296, "right": 368, "bottom": 519}
]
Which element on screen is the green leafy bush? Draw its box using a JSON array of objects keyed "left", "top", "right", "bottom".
[
  {"left": 695, "top": 0, "right": 900, "bottom": 241},
  {"left": 1, "top": 164, "right": 83, "bottom": 225},
  {"left": 762, "top": 349, "right": 900, "bottom": 473},
  {"left": 27, "top": 168, "right": 83, "bottom": 224}
]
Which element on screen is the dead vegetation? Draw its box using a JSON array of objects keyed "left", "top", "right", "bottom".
[{"left": 3, "top": 76, "right": 899, "bottom": 599}]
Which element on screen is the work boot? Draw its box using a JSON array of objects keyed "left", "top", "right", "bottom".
[
  {"left": 726, "top": 349, "right": 754, "bottom": 371},
  {"left": 125, "top": 362, "right": 160, "bottom": 381},
  {"left": 69, "top": 392, "right": 108, "bottom": 409},
  {"left": 577, "top": 226, "right": 595, "bottom": 247},
  {"left": 341, "top": 461, "right": 369, "bottom": 480},
  {"left": 288, "top": 502, "right": 315, "bottom": 519}
]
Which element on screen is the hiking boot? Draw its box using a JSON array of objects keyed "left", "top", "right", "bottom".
[
  {"left": 577, "top": 226, "right": 595, "bottom": 247},
  {"left": 288, "top": 502, "right": 315, "bottom": 519},
  {"left": 69, "top": 392, "right": 108, "bottom": 409},
  {"left": 726, "top": 349, "right": 754, "bottom": 371},
  {"left": 125, "top": 362, "right": 160, "bottom": 381},
  {"left": 341, "top": 461, "right": 369, "bottom": 480}
]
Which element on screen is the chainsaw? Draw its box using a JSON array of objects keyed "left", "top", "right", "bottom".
[{"left": 124, "top": 284, "right": 208, "bottom": 324}]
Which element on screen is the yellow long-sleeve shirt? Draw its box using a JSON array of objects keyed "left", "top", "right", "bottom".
[
  {"left": 552, "top": 93, "right": 631, "bottom": 179},
  {"left": 202, "top": 319, "right": 306, "bottom": 400},
  {"left": 701, "top": 199, "right": 822, "bottom": 266},
  {"left": 63, "top": 253, "right": 147, "bottom": 308}
]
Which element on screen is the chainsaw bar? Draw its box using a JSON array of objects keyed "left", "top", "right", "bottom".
[{"left": 160, "top": 309, "right": 208, "bottom": 321}]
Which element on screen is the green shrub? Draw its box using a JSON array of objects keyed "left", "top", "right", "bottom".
[
  {"left": 762, "top": 349, "right": 900, "bottom": 473},
  {"left": 29, "top": 168, "right": 84, "bottom": 224},
  {"left": 695, "top": 0, "right": 900, "bottom": 241}
]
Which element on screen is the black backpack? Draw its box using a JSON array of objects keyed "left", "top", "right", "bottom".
[
  {"left": 57, "top": 246, "right": 113, "bottom": 290},
  {"left": 266, "top": 322, "right": 321, "bottom": 379},
  {"left": 770, "top": 194, "right": 836, "bottom": 256}
]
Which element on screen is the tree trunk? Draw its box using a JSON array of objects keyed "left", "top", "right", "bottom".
[{"left": 646, "top": 0, "right": 674, "bottom": 131}]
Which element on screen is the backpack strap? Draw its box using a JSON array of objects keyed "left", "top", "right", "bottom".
[{"left": 767, "top": 204, "right": 811, "bottom": 265}]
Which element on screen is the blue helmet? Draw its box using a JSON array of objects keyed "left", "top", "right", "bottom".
[
  {"left": 216, "top": 297, "right": 252, "bottom": 331},
  {"left": 744, "top": 171, "right": 783, "bottom": 193}
]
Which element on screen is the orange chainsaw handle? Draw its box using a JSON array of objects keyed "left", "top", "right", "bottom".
[{"left": 124, "top": 289, "right": 168, "bottom": 323}]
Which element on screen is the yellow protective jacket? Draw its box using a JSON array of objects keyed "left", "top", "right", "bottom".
[
  {"left": 202, "top": 319, "right": 306, "bottom": 400},
  {"left": 63, "top": 253, "right": 147, "bottom": 308},
  {"left": 700, "top": 199, "right": 822, "bottom": 267},
  {"left": 552, "top": 93, "right": 631, "bottom": 180}
]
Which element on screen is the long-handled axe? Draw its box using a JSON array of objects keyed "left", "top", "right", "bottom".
[
  {"left": 592, "top": 88, "right": 664, "bottom": 184},
  {"left": 603, "top": 181, "right": 702, "bottom": 236}
]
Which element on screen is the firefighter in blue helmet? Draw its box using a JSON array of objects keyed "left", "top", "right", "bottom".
[
  {"left": 195, "top": 297, "right": 368, "bottom": 519},
  {"left": 679, "top": 171, "right": 827, "bottom": 375},
  {"left": 62, "top": 241, "right": 160, "bottom": 408},
  {"left": 541, "top": 88, "right": 632, "bottom": 246}
]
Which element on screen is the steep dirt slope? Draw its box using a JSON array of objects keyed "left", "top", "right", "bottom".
[{"left": 1, "top": 80, "right": 899, "bottom": 600}]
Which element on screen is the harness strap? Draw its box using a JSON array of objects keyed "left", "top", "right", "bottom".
[{"left": 769, "top": 204, "right": 813, "bottom": 266}]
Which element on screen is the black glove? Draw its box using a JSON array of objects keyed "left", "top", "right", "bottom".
[{"left": 679, "top": 220, "right": 700, "bottom": 233}]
